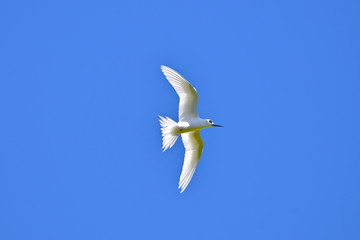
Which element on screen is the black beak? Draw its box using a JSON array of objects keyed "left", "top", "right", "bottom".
[{"left": 213, "top": 124, "right": 223, "bottom": 127}]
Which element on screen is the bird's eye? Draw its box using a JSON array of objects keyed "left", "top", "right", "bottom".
[{"left": 209, "top": 120, "right": 213, "bottom": 123}]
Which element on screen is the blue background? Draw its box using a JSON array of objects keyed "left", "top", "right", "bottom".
[{"left": 1, "top": 0, "right": 359, "bottom": 239}]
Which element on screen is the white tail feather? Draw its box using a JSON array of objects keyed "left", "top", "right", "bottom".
[{"left": 159, "top": 116, "right": 179, "bottom": 151}]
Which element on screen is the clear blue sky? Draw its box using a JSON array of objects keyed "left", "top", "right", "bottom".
[{"left": 1, "top": 0, "right": 359, "bottom": 239}]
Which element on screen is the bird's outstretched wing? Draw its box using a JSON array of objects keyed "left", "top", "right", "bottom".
[
  {"left": 161, "top": 66, "right": 199, "bottom": 121},
  {"left": 179, "top": 131, "right": 204, "bottom": 193}
]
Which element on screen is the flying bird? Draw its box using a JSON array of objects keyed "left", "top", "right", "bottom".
[{"left": 159, "top": 66, "right": 223, "bottom": 193}]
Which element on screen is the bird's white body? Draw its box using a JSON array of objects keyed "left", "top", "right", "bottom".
[
  {"left": 159, "top": 66, "right": 222, "bottom": 193},
  {"left": 172, "top": 119, "right": 213, "bottom": 134}
]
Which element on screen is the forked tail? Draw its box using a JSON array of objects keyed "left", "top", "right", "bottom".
[{"left": 159, "top": 116, "right": 179, "bottom": 151}]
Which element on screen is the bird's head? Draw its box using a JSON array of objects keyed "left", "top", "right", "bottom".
[{"left": 206, "top": 119, "right": 223, "bottom": 127}]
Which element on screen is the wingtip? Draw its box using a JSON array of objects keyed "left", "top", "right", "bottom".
[{"left": 160, "top": 65, "right": 171, "bottom": 71}]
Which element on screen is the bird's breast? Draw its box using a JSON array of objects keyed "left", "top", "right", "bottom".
[{"left": 178, "top": 121, "right": 204, "bottom": 134}]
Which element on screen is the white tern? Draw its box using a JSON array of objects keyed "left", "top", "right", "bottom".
[{"left": 159, "top": 66, "right": 223, "bottom": 193}]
